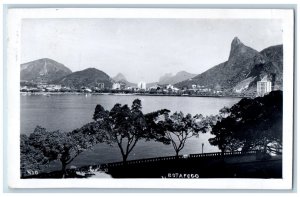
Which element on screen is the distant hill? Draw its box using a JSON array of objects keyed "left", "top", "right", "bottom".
[
  {"left": 112, "top": 73, "right": 137, "bottom": 87},
  {"left": 113, "top": 73, "right": 126, "bottom": 82},
  {"left": 146, "top": 82, "right": 159, "bottom": 88},
  {"left": 158, "top": 73, "right": 173, "bottom": 84},
  {"left": 175, "top": 37, "right": 283, "bottom": 94},
  {"left": 21, "top": 58, "right": 72, "bottom": 83},
  {"left": 159, "top": 71, "right": 197, "bottom": 85},
  {"left": 54, "top": 68, "right": 113, "bottom": 89}
]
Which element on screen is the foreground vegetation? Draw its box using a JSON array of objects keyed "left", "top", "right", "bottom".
[{"left": 21, "top": 91, "right": 282, "bottom": 178}]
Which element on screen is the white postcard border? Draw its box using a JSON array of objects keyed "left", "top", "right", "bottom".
[{"left": 6, "top": 8, "right": 294, "bottom": 189}]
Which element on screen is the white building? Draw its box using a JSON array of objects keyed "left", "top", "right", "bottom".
[
  {"left": 45, "top": 84, "right": 61, "bottom": 92},
  {"left": 97, "top": 83, "right": 105, "bottom": 89},
  {"left": 137, "top": 81, "right": 146, "bottom": 90},
  {"left": 166, "top": 84, "right": 174, "bottom": 89},
  {"left": 112, "top": 83, "right": 121, "bottom": 90},
  {"left": 257, "top": 77, "right": 272, "bottom": 97},
  {"left": 166, "top": 84, "right": 179, "bottom": 92}
]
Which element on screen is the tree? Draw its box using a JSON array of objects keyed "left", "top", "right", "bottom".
[
  {"left": 208, "top": 106, "right": 243, "bottom": 154},
  {"left": 209, "top": 91, "right": 283, "bottom": 155},
  {"left": 20, "top": 134, "right": 48, "bottom": 177},
  {"left": 230, "top": 91, "right": 282, "bottom": 154},
  {"left": 155, "top": 111, "right": 208, "bottom": 157},
  {"left": 24, "top": 124, "right": 106, "bottom": 177},
  {"left": 93, "top": 99, "right": 147, "bottom": 163},
  {"left": 209, "top": 116, "right": 243, "bottom": 154},
  {"left": 92, "top": 99, "right": 171, "bottom": 163},
  {"left": 143, "top": 109, "right": 171, "bottom": 143}
]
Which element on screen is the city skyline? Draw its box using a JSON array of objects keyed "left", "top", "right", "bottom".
[{"left": 21, "top": 18, "right": 282, "bottom": 83}]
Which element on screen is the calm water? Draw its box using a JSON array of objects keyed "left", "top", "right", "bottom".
[{"left": 21, "top": 94, "right": 240, "bottom": 168}]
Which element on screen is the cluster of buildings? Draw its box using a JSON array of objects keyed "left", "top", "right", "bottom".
[
  {"left": 20, "top": 76, "right": 275, "bottom": 97},
  {"left": 111, "top": 81, "right": 147, "bottom": 91},
  {"left": 111, "top": 82, "right": 185, "bottom": 93},
  {"left": 190, "top": 84, "right": 223, "bottom": 94},
  {"left": 21, "top": 84, "right": 65, "bottom": 92},
  {"left": 112, "top": 82, "right": 125, "bottom": 90}
]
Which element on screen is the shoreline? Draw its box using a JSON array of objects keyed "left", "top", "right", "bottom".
[{"left": 20, "top": 91, "right": 250, "bottom": 99}]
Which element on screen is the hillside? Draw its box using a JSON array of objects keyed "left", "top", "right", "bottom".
[
  {"left": 21, "top": 58, "right": 72, "bottom": 83},
  {"left": 175, "top": 37, "right": 283, "bottom": 94},
  {"left": 55, "top": 68, "right": 113, "bottom": 89}
]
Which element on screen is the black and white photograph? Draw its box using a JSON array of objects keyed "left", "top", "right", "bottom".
[{"left": 5, "top": 7, "right": 294, "bottom": 189}]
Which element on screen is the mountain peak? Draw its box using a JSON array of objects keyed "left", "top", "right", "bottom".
[
  {"left": 113, "top": 73, "right": 127, "bottom": 82},
  {"left": 85, "top": 67, "right": 97, "bottom": 70},
  {"left": 20, "top": 58, "right": 72, "bottom": 83},
  {"left": 229, "top": 37, "right": 244, "bottom": 57},
  {"left": 231, "top": 37, "right": 242, "bottom": 46},
  {"left": 81, "top": 67, "right": 101, "bottom": 73},
  {"left": 176, "top": 71, "right": 188, "bottom": 75},
  {"left": 175, "top": 41, "right": 282, "bottom": 94},
  {"left": 159, "top": 71, "right": 196, "bottom": 85},
  {"left": 228, "top": 37, "right": 258, "bottom": 61},
  {"left": 55, "top": 67, "right": 112, "bottom": 88}
]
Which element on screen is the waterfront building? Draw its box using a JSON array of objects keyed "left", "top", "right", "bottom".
[
  {"left": 257, "top": 77, "right": 272, "bottom": 97},
  {"left": 120, "top": 83, "right": 126, "bottom": 90},
  {"left": 166, "top": 84, "right": 174, "bottom": 90},
  {"left": 137, "top": 81, "right": 146, "bottom": 90},
  {"left": 166, "top": 84, "right": 179, "bottom": 93},
  {"left": 112, "top": 83, "right": 121, "bottom": 90},
  {"left": 97, "top": 83, "right": 105, "bottom": 89},
  {"left": 45, "top": 84, "right": 62, "bottom": 92},
  {"left": 149, "top": 84, "right": 162, "bottom": 91}
]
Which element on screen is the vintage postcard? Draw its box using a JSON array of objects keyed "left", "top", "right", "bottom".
[{"left": 5, "top": 8, "right": 294, "bottom": 189}]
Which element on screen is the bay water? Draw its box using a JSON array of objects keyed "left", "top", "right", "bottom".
[{"left": 21, "top": 94, "right": 240, "bottom": 168}]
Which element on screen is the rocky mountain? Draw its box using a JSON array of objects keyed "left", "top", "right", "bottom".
[
  {"left": 113, "top": 73, "right": 126, "bottom": 82},
  {"left": 112, "top": 73, "right": 137, "bottom": 87},
  {"left": 21, "top": 58, "right": 72, "bottom": 83},
  {"left": 159, "top": 71, "right": 197, "bottom": 85},
  {"left": 175, "top": 37, "right": 283, "bottom": 94},
  {"left": 54, "top": 68, "right": 113, "bottom": 89},
  {"left": 159, "top": 73, "right": 173, "bottom": 84}
]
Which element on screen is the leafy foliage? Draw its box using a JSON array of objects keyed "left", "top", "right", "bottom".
[
  {"left": 209, "top": 116, "right": 243, "bottom": 153},
  {"left": 21, "top": 123, "right": 108, "bottom": 177},
  {"left": 92, "top": 99, "right": 170, "bottom": 163},
  {"left": 20, "top": 134, "right": 49, "bottom": 177},
  {"left": 209, "top": 91, "right": 282, "bottom": 154},
  {"left": 154, "top": 111, "right": 209, "bottom": 156}
]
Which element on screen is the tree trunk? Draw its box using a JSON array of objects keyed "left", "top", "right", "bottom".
[
  {"left": 122, "top": 154, "right": 128, "bottom": 165},
  {"left": 263, "top": 144, "right": 268, "bottom": 154},
  {"left": 221, "top": 148, "right": 225, "bottom": 156},
  {"left": 61, "top": 163, "right": 67, "bottom": 178},
  {"left": 175, "top": 150, "right": 180, "bottom": 159}
]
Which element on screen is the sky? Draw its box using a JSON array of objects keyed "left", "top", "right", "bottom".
[{"left": 21, "top": 18, "right": 282, "bottom": 83}]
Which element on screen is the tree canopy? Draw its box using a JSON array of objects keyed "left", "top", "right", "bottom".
[
  {"left": 92, "top": 99, "right": 169, "bottom": 163},
  {"left": 20, "top": 134, "right": 48, "bottom": 177},
  {"left": 209, "top": 91, "right": 282, "bottom": 154},
  {"left": 21, "top": 123, "right": 108, "bottom": 177},
  {"left": 153, "top": 111, "right": 210, "bottom": 157}
]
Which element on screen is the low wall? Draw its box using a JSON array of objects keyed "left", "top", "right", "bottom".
[{"left": 101, "top": 150, "right": 259, "bottom": 169}]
